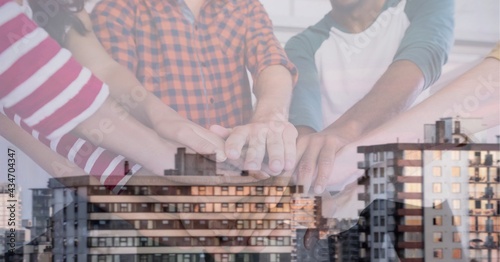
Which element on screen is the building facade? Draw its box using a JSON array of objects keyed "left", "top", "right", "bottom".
[
  {"left": 48, "top": 148, "right": 315, "bottom": 262},
  {"left": 356, "top": 118, "right": 500, "bottom": 261}
]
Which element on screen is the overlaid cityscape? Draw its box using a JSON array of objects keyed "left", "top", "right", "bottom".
[
  {"left": 1, "top": 0, "right": 498, "bottom": 261},
  {"left": 1, "top": 117, "right": 499, "bottom": 261}
]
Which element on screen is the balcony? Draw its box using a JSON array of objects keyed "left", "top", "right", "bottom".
[
  {"left": 397, "top": 225, "right": 423, "bottom": 232},
  {"left": 358, "top": 161, "right": 370, "bottom": 169},
  {"left": 358, "top": 193, "right": 370, "bottom": 201},
  {"left": 397, "top": 192, "right": 422, "bottom": 200},
  {"left": 397, "top": 209, "right": 423, "bottom": 216},
  {"left": 397, "top": 242, "right": 424, "bottom": 249},
  {"left": 387, "top": 159, "right": 422, "bottom": 167},
  {"left": 397, "top": 176, "right": 422, "bottom": 183},
  {"left": 400, "top": 259, "right": 424, "bottom": 262}
]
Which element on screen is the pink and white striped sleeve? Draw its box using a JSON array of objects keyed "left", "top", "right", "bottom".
[
  {"left": 0, "top": 0, "right": 141, "bottom": 192},
  {"left": 0, "top": 0, "right": 108, "bottom": 140}
]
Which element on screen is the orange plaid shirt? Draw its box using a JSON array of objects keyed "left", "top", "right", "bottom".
[{"left": 92, "top": 0, "right": 297, "bottom": 128}]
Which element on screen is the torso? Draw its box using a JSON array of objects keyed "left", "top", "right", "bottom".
[{"left": 317, "top": 0, "right": 409, "bottom": 128}]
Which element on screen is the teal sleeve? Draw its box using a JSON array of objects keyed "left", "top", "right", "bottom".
[
  {"left": 394, "top": 0, "right": 455, "bottom": 88},
  {"left": 285, "top": 17, "right": 332, "bottom": 132}
]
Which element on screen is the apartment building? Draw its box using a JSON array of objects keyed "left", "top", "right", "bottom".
[
  {"left": 48, "top": 148, "right": 318, "bottom": 262},
  {"left": 355, "top": 117, "right": 499, "bottom": 262}
]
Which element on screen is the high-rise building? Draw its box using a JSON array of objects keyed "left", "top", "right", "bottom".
[
  {"left": 356, "top": 117, "right": 499, "bottom": 261},
  {"left": 48, "top": 148, "right": 319, "bottom": 262},
  {"left": 30, "top": 188, "right": 52, "bottom": 239}
]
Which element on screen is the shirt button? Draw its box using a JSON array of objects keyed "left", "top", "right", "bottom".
[{"left": 209, "top": 97, "right": 215, "bottom": 104}]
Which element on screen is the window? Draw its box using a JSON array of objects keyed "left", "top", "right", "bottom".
[
  {"left": 433, "top": 216, "right": 442, "bottom": 226},
  {"left": 433, "top": 151, "right": 442, "bottom": 160},
  {"left": 255, "top": 203, "right": 265, "bottom": 212},
  {"left": 373, "top": 200, "right": 379, "bottom": 210},
  {"left": 433, "top": 248, "right": 443, "bottom": 259},
  {"left": 380, "top": 216, "right": 385, "bottom": 226},
  {"left": 452, "top": 199, "right": 461, "bottom": 210},
  {"left": 277, "top": 186, "right": 284, "bottom": 191},
  {"left": 374, "top": 216, "right": 379, "bottom": 226},
  {"left": 451, "top": 167, "right": 460, "bottom": 177},
  {"left": 452, "top": 216, "right": 461, "bottom": 226},
  {"left": 373, "top": 184, "right": 379, "bottom": 194},
  {"left": 451, "top": 183, "right": 460, "bottom": 193},
  {"left": 373, "top": 168, "right": 378, "bottom": 178},
  {"left": 374, "top": 232, "right": 379, "bottom": 242},
  {"left": 380, "top": 184, "right": 385, "bottom": 194},
  {"left": 236, "top": 186, "right": 243, "bottom": 191},
  {"left": 451, "top": 151, "right": 460, "bottom": 160},
  {"left": 433, "top": 200, "right": 443, "bottom": 210},
  {"left": 433, "top": 232, "right": 442, "bottom": 242},
  {"left": 433, "top": 167, "right": 441, "bottom": 177},
  {"left": 452, "top": 249, "right": 462, "bottom": 259},
  {"left": 433, "top": 183, "right": 442, "bottom": 193},
  {"left": 380, "top": 168, "right": 385, "bottom": 177},
  {"left": 453, "top": 232, "right": 461, "bottom": 243}
]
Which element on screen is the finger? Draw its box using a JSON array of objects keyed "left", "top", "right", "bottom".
[
  {"left": 225, "top": 127, "right": 249, "bottom": 160},
  {"left": 188, "top": 126, "right": 228, "bottom": 162},
  {"left": 261, "top": 162, "right": 281, "bottom": 176},
  {"left": 289, "top": 137, "right": 308, "bottom": 184},
  {"left": 282, "top": 125, "right": 298, "bottom": 171},
  {"left": 266, "top": 130, "right": 285, "bottom": 174},
  {"left": 297, "top": 139, "right": 322, "bottom": 194},
  {"left": 248, "top": 170, "right": 271, "bottom": 180},
  {"left": 244, "top": 128, "right": 267, "bottom": 170},
  {"left": 209, "top": 125, "right": 232, "bottom": 139},
  {"left": 157, "top": 122, "right": 226, "bottom": 161},
  {"left": 313, "top": 145, "right": 336, "bottom": 194}
]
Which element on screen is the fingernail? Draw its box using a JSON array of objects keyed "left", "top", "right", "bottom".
[
  {"left": 314, "top": 185, "right": 323, "bottom": 194},
  {"left": 271, "top": 160, "right": 282, "bottom": 171},
  {"left": 216, "top": 150, "right": 227, "bottom": 162}
]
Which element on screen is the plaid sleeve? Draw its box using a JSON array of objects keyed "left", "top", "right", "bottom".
[
  {"left": 244, "top": 0, "right": 298, "bottom": 85},
  {"left": 91, "top": 0, "right": 138, "bottom": 73}
]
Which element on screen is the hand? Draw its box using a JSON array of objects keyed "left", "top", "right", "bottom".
[
  {"left": 294, "top": 129, "right": 350, "bottom": 194},
  {"left": 210, "top": 120, "right": 298, "bottom": 174},
  {"left": 154, "top": 119, "right": 227, "bottom": 162}
]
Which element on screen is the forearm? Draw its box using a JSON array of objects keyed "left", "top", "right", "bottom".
[
  {"left": 325, "top": 60, "right": 425, "bottom": 141},
  {"left": 360, "top": 57, "right": 499, "bottom": 143},
  {"left": 0, "top": 115, "right": 86, "bottom": 178},
  {"left": 252, "top": 65, "right": 294, "bottom": 121},
  {"left": 72, "top": 97, "right": 177, "bottom": 175},
  {"left": 329, "top": 57, "right": 499, "bottom": 188}
]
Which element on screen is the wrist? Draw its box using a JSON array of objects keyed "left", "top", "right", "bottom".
[
  {"left": 251, "top": 106, "right": 289, "bottom": 124},
  {"left": 296, "top": 125, "right": 316, "bottom": 137},
  {"left": 323, "top": 120, "right": 363, "bottom": 144}
]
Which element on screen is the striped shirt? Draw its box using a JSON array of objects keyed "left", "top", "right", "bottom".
[{"left": 0, "top": 0, "right": 138, "bottom": 191}]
